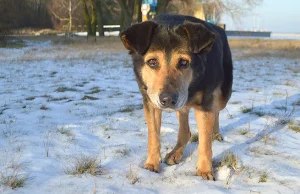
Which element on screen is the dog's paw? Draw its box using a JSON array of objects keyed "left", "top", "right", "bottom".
[
  {"left": 144, "top": 162, "right": 160, "bottom": 172},
  {"left": 213, "top": 133, "right": 223, "bottom": 142},
  {"left": 196, "top": 170, "right": 215, "bottom": 181},
  {"left": 144, "top": 156, "right": 161, "bottom": 172},
  {"left": 164, "top": 151, "right": 183, "bottom": 165}
]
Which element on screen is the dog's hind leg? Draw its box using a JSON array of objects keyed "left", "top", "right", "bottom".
[
  {"left": 164, "top": 107, "right": 191, "bottom": 165},
  {"left": 212, "top": 112, "right": 223, "bottom": 141},
  {"left": 143, "top": 99, "right": 162, "bottom": 172}
]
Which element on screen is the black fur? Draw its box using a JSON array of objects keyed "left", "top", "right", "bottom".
[{"left": 120, "top": 14, "right": 233, "bottom": 111}]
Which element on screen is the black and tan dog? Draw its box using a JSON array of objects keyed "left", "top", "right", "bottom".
[{"left": 120, "top": 14, "right": 233, "bottom": 180}]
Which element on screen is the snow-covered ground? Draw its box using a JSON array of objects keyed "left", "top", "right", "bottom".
[{"left": 0, "top": 39, "right": 299, "bottom": 194}]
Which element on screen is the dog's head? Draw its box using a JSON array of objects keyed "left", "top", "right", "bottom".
[{"left": 120, "top": 21, "right": 215, "bottom": 110}]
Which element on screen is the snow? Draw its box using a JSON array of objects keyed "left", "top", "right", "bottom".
[
  {"left": 57, "top": 31, "right": 120, "bottom": 37},
  {"left": 0, "top": 39, "right": 299, "bottom": 194}
]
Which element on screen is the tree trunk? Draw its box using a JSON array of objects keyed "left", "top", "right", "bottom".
[
  {"left": 135, "top": 0, "right": 142, "bottom": 23},
  {"left": 68, "top": 0, "right": 72, "bottom": 32},
  {"left": 88, "top": 0, "right": 97, "bottom": 36},
  {"left": 81, "top": 0, "right": 92, "bottom": 35},
  {"left": 156, "top": 0, "right": 168, "bottom": 15},
  {"left": 95, "top": 0, "right": 104, "bottom": 36},
  {"left": 117, "top": 0, "right": 133, "bottom": 31}
]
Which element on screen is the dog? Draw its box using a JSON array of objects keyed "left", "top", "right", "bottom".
[{"left": 120, "top": 14, "right": 233, "bottom": 181}]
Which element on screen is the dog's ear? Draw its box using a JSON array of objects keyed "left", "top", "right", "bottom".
[
  {"left": 182, "top": 22, "right": 215, "bottom": 54},
  {"left": 120, "top": 21, "right": 158, "bottom": 55}
]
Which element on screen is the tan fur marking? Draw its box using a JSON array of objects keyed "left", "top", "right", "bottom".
[
  {"left": 213, "top": 87, "right": 227, "bottom": 111},
  {"left": 143, "top": 102, "right": 162, "bottom": 172},
  {"left": 164, "top": 107, "right": 191, "bottom": 165},
  {"left": 187, "top": 91, "right": 204, "bottom": 108},
  {"left": 194, "top": 107, "right": 217, "bottom": 180},
  {"left": 141, "top": 50, "right": 193, "bottom": 109},
  {"left": 121, "top": 34, "right": 132, "bottom": 51}
]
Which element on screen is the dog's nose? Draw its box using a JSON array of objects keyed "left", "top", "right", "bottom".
[{"left": 159, "top": 92, "right": 178, "bottom": 107}]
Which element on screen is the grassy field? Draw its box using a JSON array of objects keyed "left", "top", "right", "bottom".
[{"left": 0, "top": 36, "right": 299, "bottom": 194}]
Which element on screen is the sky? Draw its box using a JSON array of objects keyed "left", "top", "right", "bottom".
[{"left": 221, "top": 0, "right": 300, "bottom": 33}]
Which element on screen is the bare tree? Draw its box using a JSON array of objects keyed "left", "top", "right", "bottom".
[
  {"left": 48, "top": 0, "right": 81, "bottom": 32},
  {"left": 117, "top": 0, "right": 135, "bottom": 30},
  {"left": 201, "top": 0, "right": 262, "bottom": 20},
  {"left": 81, "top": 0, "right": 104, "bottom": 37},
  {"left": 116, "top": 0, "right": 142, "bottom": 30},
  {"left": 95, "top": 0, "right": 104, "bottom": 36},
  {"left": 81, "top": 0, "right": 92, "bottom": 35}
]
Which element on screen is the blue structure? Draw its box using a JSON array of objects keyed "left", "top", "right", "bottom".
[{"left": 142, "top": 0, "right": 157, "bottom": 12}]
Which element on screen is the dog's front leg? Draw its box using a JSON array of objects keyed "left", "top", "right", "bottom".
[
  {"left": 143, "top": 98, "right": 162, "bottom": 172},
  {"left": 164, "top": 107, "right": 190, "bottom": 165},
  {"left": 194, "top": 108, "right": 216, "bottom": 180}
]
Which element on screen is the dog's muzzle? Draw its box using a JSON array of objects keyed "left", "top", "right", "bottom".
[{"left": 159, "top": 92, "right": 178, "bottom": 109}]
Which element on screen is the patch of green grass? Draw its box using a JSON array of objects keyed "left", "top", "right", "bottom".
[
  {"left": 240, "top": 106, "right": 253, "bottom": 113},
  {"left": 50, "top": 71, "right": 57, "bottom": 77},
  {"left": 65, "top": 156, "right": 104, "bottom": 176},
  {"left": 0, "top": 39, "right": 26, "bottom": 48},
  {"left": 238, "top": 128, "right": 248, "bottom": 135},
  {"left": 25, "top": 97, "right": 35, "bottom": 101},
  {"left": 230, "top": 101, "right": 241, "bottom": 105},
  {"left": 55, "top": 87, "right": 77, "bottom": 93},
  {"left": 190, "top": 133, "right": 198, "bottom": 143},
  {"left": 259, "top": 172, "right": 268, "bottom": 183}
]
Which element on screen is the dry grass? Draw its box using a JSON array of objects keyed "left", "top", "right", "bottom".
[
  {"left": 0, "top": 160, "right": 31, "bottom": 189},
  {"left": 0, "top": 172, "right": 30, "bottom": 189},
  {"left": 56, "top": 127, "right": 74, "bottom": 137},
  {"left": 126, "top": 165, "right": 139, "bottom": 185},
  {"left": 115, "top": 148, "right": 130, "bottom": 156},
  {"left": 218, "top": 151, "right": 238, "bottom": 170},
  {"left": 25, "top": 96, "right": 35, "bottom": 101},
  {"left": 86, "top": 87, "right": 100, "bottom": 94},
  {"left": 55, "top": 87, "right": 77, "bottom": 93},
  {"left": 229, "top": 39, "right": 300, "bottom": 59},
  {"left": 240, "top": 106, "right": 253, "bottom": 113},
  {"left": 229, "top": 39, "right": 300, "bottom": 50},
  {"left": 288, "top": 121, "right": 300, "bottom": 132},
  {"left": 40, "top": 105, "right": 49, "bottom": 110},
  {"left": 65, "top": 155, "right": 104, "bottom": 176},
  {"left": 238, "top": 128, "right": 248, "bottom": 135},
  {"left": 81, "top": 95, "right": 99, "bottom": 100}
]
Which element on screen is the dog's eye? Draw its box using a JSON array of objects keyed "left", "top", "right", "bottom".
[
  {"left": 147, "top": 59, "right": 158, "bottom": 68},
  {"left": 178, "top": 59, "right": 190, "bottom": 70}
]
